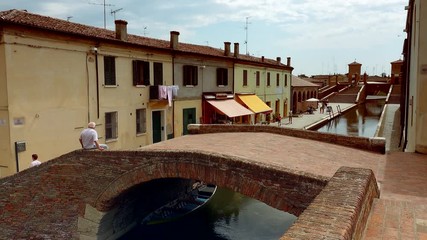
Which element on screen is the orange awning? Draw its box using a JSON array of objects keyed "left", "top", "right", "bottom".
[
  {"left": 236, "top": 94, "right": 272, "bottom": 114},
  {"left": 207, "top": 99, "right": 254, "bottom": 118}
]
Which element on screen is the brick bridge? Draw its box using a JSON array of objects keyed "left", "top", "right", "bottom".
[{"left": 0, "top": 125, "right": 383, "bottom": 239}]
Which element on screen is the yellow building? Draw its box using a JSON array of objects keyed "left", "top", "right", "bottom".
[
  {"left": 0, "top": 10, "right": 176, "bottom": 177},
  {"left": 0, "top": 10, "right": 294, "bottom": 177},
  {"left": 234, "top": 55, "right": 293, "bottom": 123},
  {"left": 402, "top": 0, "right": 427, "bottom": 153}
]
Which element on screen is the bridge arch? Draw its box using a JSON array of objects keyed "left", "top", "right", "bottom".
[
  {"left": 94, "top": 150, "right": 326, "bottom": 213},
  {"left": 79, "top": 150, "right": 327, "bottom": 239}
]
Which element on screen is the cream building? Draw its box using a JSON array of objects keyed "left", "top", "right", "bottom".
[{"left": 402, "top": 0, "right": 427, "bottom": 153}]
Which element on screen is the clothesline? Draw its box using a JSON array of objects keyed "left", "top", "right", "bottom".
[{"left": 158, "top": 85, "right": 179, "bottom": 106}]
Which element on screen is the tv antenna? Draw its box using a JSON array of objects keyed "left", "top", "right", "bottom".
[
  {"left": 143, "top": 26, "right": 148, "bottom": 36},
  {"left": 89, "top": 0, "right": 114, "bottom": 29},
  {"left": 244, "top": 17, "right": 251, "bottom": 55},
  {"left": 66, "top": 16, "right": 73, "bottom": 21},
  {"left": 110, "top": 8, "right": 123, "bottom": 20}
]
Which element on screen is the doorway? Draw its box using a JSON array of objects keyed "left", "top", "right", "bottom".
[
  {"left": 183, "top": 108, "right": 196, "bottom": 135},
  {"left": 152, "top": 110, "right": 164, "bottom": 143}
]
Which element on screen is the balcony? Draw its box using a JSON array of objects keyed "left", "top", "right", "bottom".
[{"left": 149, "top": 85, "right": 179, "bottom": 104}]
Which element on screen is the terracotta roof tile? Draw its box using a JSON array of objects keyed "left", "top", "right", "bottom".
[
  {"left": 292, "top": 75, "right": 320, "bottom": 87},
  {"left": 0, "top": 9, "right": 291, "bottom": 69}
]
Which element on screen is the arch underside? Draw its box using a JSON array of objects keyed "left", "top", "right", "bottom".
[{"left": 93, "top": 150, "right": 328, "bottom": 216}]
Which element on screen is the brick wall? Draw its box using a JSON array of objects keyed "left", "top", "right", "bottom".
[
  {"left": 188, "top": 124, "right": 386, "bottom": 154},
  {"left": 281, "top": 167, "right": 379, "bottom": 240}
]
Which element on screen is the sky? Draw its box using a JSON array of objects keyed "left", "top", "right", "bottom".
[{"left": 1, "top": 0, "right": 408, "bottom": 76}]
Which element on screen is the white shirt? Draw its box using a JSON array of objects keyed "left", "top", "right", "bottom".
[
  {"left": 30, "top": 160, "right": 41, "bottom": 167},
  {"left": 80, "top": 128, "right": 98, "bottom": 149}
]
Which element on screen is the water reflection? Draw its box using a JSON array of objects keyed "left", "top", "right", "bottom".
[
  {"left": 316, "top": 101, "right": 384, "bottom": 137},
  {"left": 120, "top": 187, "right": 297, "bottom": 240}
]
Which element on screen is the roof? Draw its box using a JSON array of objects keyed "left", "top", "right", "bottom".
[
  {"left": 292, "top": 75, "right": 320, "bottom": 87},
  {"left": 0, "top": 9, "right": 291, "bottom": 69},
  {"left": 348, "top": 61, "right": 362, "bottom": 65},
  {"left": 390, "top": 59, "right": 403, "bottom": 64}
]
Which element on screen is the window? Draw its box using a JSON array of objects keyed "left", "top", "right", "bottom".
[
  {"left": 183, "top": 65, "right": 198, "bottom": 86},
  {"left": 132, "top": 60, "right": 150, "bottom": 86},
  {"left": 105, "top": 112, "right": 118, "bottom": 140},
  {"left": 276, "top": 73, "right": 280, "bottom": 86},
  {"left": 267, "top": 72, "right": 271, "bottom": 86},
  {"left": 256, "top": 71, "right": 260, "bottom": 87},
  {"left": 243, "top": 70, "right": 248, "bottom": 86},
  {"left": 285, "top": 74, "right": 288, "bottom": 87},
  {"left": 153, "top": 62, "right": 163, "bottom": 86},
  {"left": 216, "top": 68, "right": 228, "bottom": 86},
  {"left": 136, "top": 109, "right": 146, "bottom": 134},
  {"left": 104, "top": 56, "right": 116, "bottom": 85}
]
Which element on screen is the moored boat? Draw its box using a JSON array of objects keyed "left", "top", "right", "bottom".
[{"left": 141, "top": 183, "right": 217, "bottom": 225}]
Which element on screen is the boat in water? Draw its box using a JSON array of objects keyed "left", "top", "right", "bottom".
[{"left": 141, "top": 183, "right": 217, "bottom": 225}]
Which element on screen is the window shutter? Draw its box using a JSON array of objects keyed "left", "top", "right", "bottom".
[{"left": 132, "top": 60, "right": 138, "bottom": 86}]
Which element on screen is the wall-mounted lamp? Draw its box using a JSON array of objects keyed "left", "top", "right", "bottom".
[
  {"left": 90, "top": 47, "right": 98, "bottom": 53},
  {"left": 200, "top": 65, "right": 206, "bottom": 69}
]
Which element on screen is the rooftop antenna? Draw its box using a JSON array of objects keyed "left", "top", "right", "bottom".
[
  {"left": 244, "top": 16, "right": 251, "bottom": 55},
  {"left": 143, "top": 26, "right": 147, "bottom": 36},
  {"left": 67, "top": 16, "right": 73, "bottom": 21},
  {"left": 110, "top": 8, "right": 123, "bottom": 20},
  {"left": 89, "top": 0, "right": 114, "bottom": 29}
]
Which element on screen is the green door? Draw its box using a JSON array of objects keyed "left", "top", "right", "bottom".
[
  {"left": 183, "top": 108, "right": 196, "bottom": 135},
  {"left": 152, "top": 111, "right": 162, "bottom": 143}
]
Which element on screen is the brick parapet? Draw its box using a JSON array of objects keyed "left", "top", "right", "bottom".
[
  {"left": 188, "top": 124, "right": 386, "bottom": 154},
  {"left": 0, "top": 149, "right": 329, "bottom": 239},
  {"left": 280, "top": 166, "right": 380, "bottom": 240}
]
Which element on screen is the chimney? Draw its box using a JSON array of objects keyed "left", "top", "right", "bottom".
[
  {"left": 115, "top": 20, "right": 128, "bottom": 41},
  {"left": 261, "top": 56, "right": 265, "bottom": 62},
  {"left": 287, "top": 57, "right": 291, "bottom": 67},
  {"left": 234, "top": 43, "right": 239, "bottom": 57},
  {"left": 170, "top": 31, "right": 180, "bottom": 50},
  {"left": 276, "top": 57, "right": 281, "bottom": 64},
  {"left": 224, "top": 42, "right": 231, "bottom": 56}
]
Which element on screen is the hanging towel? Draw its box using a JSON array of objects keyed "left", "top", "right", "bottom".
[
  {"left": 167, "top": 86, "right": 173, "bottom": 106},
  {"left": 171, "top": 85, "right": 179, "bottom": 97},
  {"left": 158, "top": 85, "right": 168, "bottom": 100}
]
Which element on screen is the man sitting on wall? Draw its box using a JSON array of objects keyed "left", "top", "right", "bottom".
[{"left": 79, "top": 122, "right": 108, "bottom": 150}]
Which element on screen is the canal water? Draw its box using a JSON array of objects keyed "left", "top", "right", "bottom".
[
  {"left": 315, "top": 101, "right": 385, "bottom": 137},
  {"left": 120, "top": 187, "right": 297, "bottom": 239}
]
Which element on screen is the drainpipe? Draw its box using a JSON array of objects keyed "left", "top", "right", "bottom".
[{"left": 94, "top": 49, "right": 100, "bottom": 119}]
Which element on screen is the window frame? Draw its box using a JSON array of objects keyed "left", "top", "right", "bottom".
[
  {"left": 104, "top": 56, "right": 116, "bottom": 86},
  {"left": 132, "top": 60, "right": 150, "bottom": 86},
  {"left": 243, "top": 70, "right": 248, "bottom": 86},
  {"left": 183, "top": 65, "right": 198, "bottom": 86},
  {"left": 216, "top": 68, "right": 228, "bottom": 86},
  {"left": 105, "top": 111, "right": 118, "bottom": 140},
  {"left": 256, "top": 71, "right": 260, "bottom": 87},
  {"left": 136, "top": 108, "right": 147, "bottom": 134},
  {"left": 276, "top": 73, "right": 280, "bottom": 87},
  {"left": 267, "top": 72, "right": 271, "bottom": 87}
]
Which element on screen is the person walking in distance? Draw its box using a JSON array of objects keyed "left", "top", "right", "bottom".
[
  {"left": 79, "top": 122, "right": 108, "bottom": 150},
  {"left": 30, "top": 154, "right": 41, "bottom": 167},
  {"left": 288, "top": 111, "right": 293, "bottom": 124}
]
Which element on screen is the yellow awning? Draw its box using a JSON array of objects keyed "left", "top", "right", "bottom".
[
  {"left": 207, "top": 99, "right": 254, "bottom": 118},
  {"left": 236, "top": 95, "right": 272, "bottom": 114}
]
